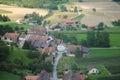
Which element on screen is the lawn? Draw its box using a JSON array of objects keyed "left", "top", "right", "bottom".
[
  {"left": 57, "top": 48, "right": 120, "bottom": 80},
  {"left": 0, "top": 9, "right": 12, "bottom": 14},
  {"left": 0, "top": 22, "right": 32, "bottom": 30},
  {"left": 8, "top": 47, "right": 33, "bottom": 66},
  {"left": 0, "top": 71, "right": 20, "bottom": 80},
  {"left": 110, "top": 34, "right": 120, "bottom": 47}
]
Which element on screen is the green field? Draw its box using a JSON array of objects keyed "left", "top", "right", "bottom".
[
  {"left": 0, "top": 9, "right": 12, "bottom": 14},
  {"left": 8, "top": 47, "right": 33, "bottom": 65},
  {"left": 57, "top": 48, "right": 120, "bottom": 80},
  {"left": 0, "top": 71, "right": 20, "bottom": 80},
  {"left": 0, "top": 22, "right": 32, "bottom": 30}
]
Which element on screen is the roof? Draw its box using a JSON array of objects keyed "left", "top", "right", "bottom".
[
  {"left": 63, "top": 71, "right": 86, "bottom": 80},
  {"left": 28, "top": 27, "right": 46, "bottom": 35},
  {"left": 45, "top": 56, "right": 53, "bottom": 62},
  {"left": 41, "top": 47, "right": 55, "bottom": 53},
  {"left": 67, "top": 45, "right": 81, "bottom": 53},
  {"left": 61, "top": 19, "right": 77, "bottom": 24},
  {"left": 25, "top": 76, "right": 40, "bottom": 80},
  {"left": 81, "top": 47, "right": 90, "bottom": 54},
  {"left": 3, "top": 32, "right": 19, "bottom": 42},
  {"left": 19, "top": 34, "right": 26, "bottom": 38},
  {"left": 25, "top": 70, "right": 50, "bottom": 80}
]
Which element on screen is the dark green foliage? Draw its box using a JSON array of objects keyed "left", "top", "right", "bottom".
[
  {"left": 0, "top": 14, "right": 10, "bottom": 22},
  {"left": 112, "top": 0, "right": 120, "bottom": 2},
  {"left": 0, "top": 0, "right": 68, "bottom": 10},
  {"left": 0, "top": 25, "right": 14, "bottom": 35},
  {"left": 0, "top": 41, "right": 10, "bottom": 62},
  {"left": 24, "top": 12, "right": 43, "bottom": 25},
  {"left": 97, "top": 22, "right": 104, "bottom": 30},
  {"left": 86, "top": 31, "right": 110, "bottom": 47},
  {"left": 87, "top": 31, "right": 96, "bottom": 47},
  {"left": 74, "top": 7, "right": 78, "bottom": 12},
  {"left": 112, "top": 19, "right": 120, "bottom": 26},
  {"left": 22, "top": 41, "right": 35, "bottom": 50},
  {"left": 60, "top": 5, "right": 67, "bottom": 12},
  {"left": 71, "top": 63, "right": 78, "bottom": 71}
]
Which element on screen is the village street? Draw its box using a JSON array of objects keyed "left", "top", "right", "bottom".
[{"left": 52, "top": 52, "right": 63, "bottom": 80}]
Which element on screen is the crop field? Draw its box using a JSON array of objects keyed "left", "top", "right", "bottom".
[
  {"left": 0, "top": 4, "right": 48, "bottom": 20},
  {"left": 76, "top": 2, "right": 120, "bottom": 26},
  {"left": 46, "top": 11, "right": 78, "bottom": 24},
  {"left": 0, "top": 9, "right": 12, "bottom": 14},
  {"left": 57, "top": 48, "right": 120, "bottom": 80}
]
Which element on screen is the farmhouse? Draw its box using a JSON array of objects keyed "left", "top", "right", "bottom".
[
  {"left": 63, "top": 71, "right": 86, "bottom": 80},
  {"left": 27, "top": 27, "right": 46, "bottom": 35},
  {"left": 2, "top": 32, "right": 19, "bottom": 43},
  {"left": 67, "top": 45, "right": 90, "bottom": 57},
  {"left": 25, "top": 70, "right": 50, "bottom": 80},
  {"left": 88, "top": 66, "right": 99, "bottom": 74}
]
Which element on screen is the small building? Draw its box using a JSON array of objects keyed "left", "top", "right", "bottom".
[
  {"left": 88, "top": 66, "right": 99, "bottom": 74},
  {"left": 25, "top": 70, "right": 50, "bottom": 80},
  {"left": 2, "top": 32, "right": 19, "bottom": 43}
]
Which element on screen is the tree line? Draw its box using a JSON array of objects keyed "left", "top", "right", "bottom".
[
  {"left": 112, "top": 19, "right": 120, "bottom": 26},
  {"left": 52, "top": 30, "right": 110, "bottom": 47},
  {"left": 0, "top": 14, "right": 10, "bottom": 22},
  {"left": 0, "top": 0, "right": 69, "bottom": 10}
]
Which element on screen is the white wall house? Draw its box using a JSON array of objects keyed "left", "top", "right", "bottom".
[{"left": 88, "top": 68, "right": 99, "bottom": 74}]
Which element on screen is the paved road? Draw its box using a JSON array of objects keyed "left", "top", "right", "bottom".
[{"left": 52, "top": 52, "right": 63, "bottom": 80}]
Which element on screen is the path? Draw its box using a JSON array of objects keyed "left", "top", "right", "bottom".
[{"left": 52, "top": 52, "right": 63, "bottom": 80}]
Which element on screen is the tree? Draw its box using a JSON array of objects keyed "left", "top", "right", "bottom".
[
  {"left": 0, "top": 41, "right": 9, "bottom": 62},
  {"left": 22, "top": 41, "right": 35, "bottom": 50},
  {"left": 71, "top": 63, "right": 78, "bottom": 71},
  {"left": 60, "top": 5, "right": 67, "bottom": 12},
  {"left": 97, "top": 22, "right": 104, "bottom": 30},
  {"left": 87, "top": 31, "right": 96, "bottom": 47},
  {"left": 63, "top": 15, "right": 68, "bottom": 19},
  {"left": 93, "top": 8, "right": 96, "bottom": 12},
  {"left": 74, "top": 7, "right": 78, "bottom": 12}
]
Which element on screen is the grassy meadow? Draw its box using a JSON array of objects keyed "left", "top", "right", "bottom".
[{"left": 0, "top": 71, "right": 20, "bottom": 80}]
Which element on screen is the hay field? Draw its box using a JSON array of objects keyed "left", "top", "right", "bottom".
[
  {"left": 76, "top": 2, "right": 120, "bottom": 26},
  {"left": 45, "top": 11, "right": 78, "bottom": 24},
  {"left": 0, "top": 4, "right": 48, "bottom": 20}
]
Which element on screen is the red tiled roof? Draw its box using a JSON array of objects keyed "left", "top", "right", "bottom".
[
  {"left": 61, "top": 19, "right": 76, "bottom": 23},
  {"left": 28, "top": 27, "right": 46, "bottom": 35},
  {"left": 3, "top": 32, "right": 19, "bottom": 42},
  {"left": 25, "top": 75, "right": 40, "bottom": 80},
  {"left": 41, "top": 47, "right": 55, "bottom": 53},
  {"left": 67, "top": 45, "right": 81, "bottom": 53}
]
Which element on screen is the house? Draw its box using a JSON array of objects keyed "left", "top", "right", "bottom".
[
  {"left": 41, "top": 47, "right": 55, "bottom": 54},
  {"left": 67, "top": 45, "right": 80, "bottom": 54},
  {"left": 25, "top": 70, "right": 50, "bottom": 80},
  {"left": 16, "top": 18, "right": 23, "bottom": 24},
  {"left": 67, "top": 45, "right": 90, "bottom": 57},
  {"left": 2, "top": 33, "right": 19, "bottom": 43},
  {"left": 25, "top": 76, "right": 40, "bottom": 80},
  {"left": 19, "top": 33, "right": 27, "bottom": 47},
  {"left": 29, "top": 20, "right": 38, "bottom": 25},
  {"left": 63, "top": 71, "right": 86, "bottom": 80},
  {"left": 27, "top": 27, "right": 46, "bottom": 35},
  {"left": 88, "top": 66, "right": 99, "bottom": 74},
  {"left": 81, "top": 46, "right": 90, "bottom": 57},
  {"left": 61, "top": 19, "right": 79, "bottom": 27}
]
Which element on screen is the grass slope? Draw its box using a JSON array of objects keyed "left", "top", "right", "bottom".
[{"left": 0, "top": 71, "right": 20, "bottom": 80}]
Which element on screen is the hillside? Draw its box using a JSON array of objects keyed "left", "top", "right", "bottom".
[{"left": 0, "top": 0, "right": 69, "bottom": 10}]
